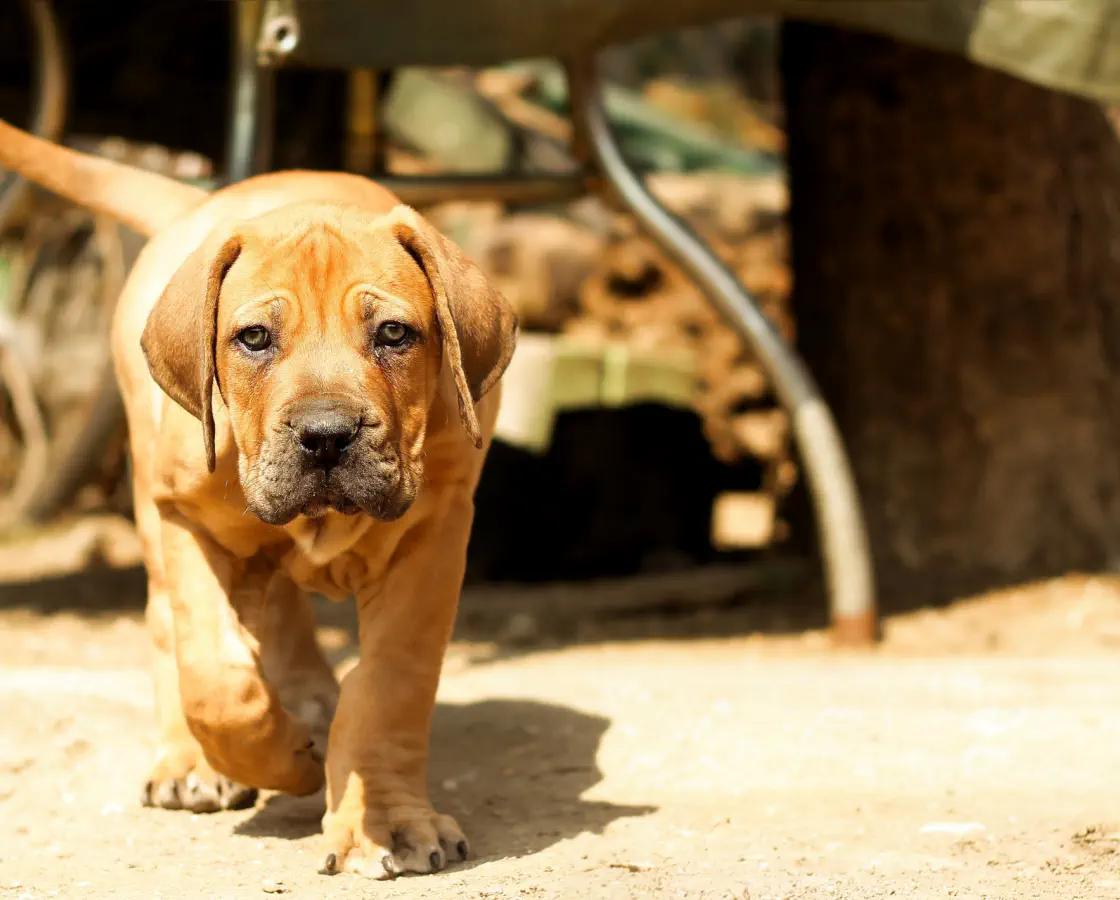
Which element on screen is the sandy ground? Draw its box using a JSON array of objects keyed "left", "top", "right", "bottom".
[{"left": 3, "top": 562, "right": 1120, "bottom": 899}]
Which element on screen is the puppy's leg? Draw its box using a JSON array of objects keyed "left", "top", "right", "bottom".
[
  {"left": 134, "top": 471, "right": 258, "bottom": 812},
  {"left": 258, "top": 575, "right": 340, "bottom": 754},
  {"left": 319, "top": 492, "right": 472, "bottom": 879},
  {"left": 159, "top": 508, "right": 325, "bottom": 795},
  {"left": 143, "top": 584, "right": 259, "bottom": 812},
  {"left": 144, "top": 571, "right": 335, "bottom": 811}
]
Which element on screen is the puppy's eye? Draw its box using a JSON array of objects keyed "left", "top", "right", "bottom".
[
  {"left": 375, "top": 321, "right": 411, "bottom": 347},
  {"left": 238, "top": 326, "right": 272, "bottom": 352}
]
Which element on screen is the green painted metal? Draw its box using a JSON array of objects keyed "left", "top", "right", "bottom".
[{"left": 529, "top": 62, "right": 779, "bottom": 175}]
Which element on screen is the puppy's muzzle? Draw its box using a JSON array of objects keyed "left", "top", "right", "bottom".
[
  {"left": 293, "top": 410, "right": 360, "bottom": 470},
  {"left": 243, "top": 399, "right": 411, "bottom": 525}
]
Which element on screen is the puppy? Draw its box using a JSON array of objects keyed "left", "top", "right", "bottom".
[{"left": 0, "top": 119, "right": 517, "bottom": 879}]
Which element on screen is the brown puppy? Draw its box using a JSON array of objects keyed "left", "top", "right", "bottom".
[{"left": 0, "top": 120, "right": 517, "bottom": 878}]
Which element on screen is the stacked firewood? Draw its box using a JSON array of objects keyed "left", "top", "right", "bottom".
[
  {"left": 440, "top": 170, "right": 796, "bottom": 547},
  {"left": 568, "top": 173, "right": 791, "bottom": 464}
]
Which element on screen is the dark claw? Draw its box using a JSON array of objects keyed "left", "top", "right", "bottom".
[
  {"left": 219, "top": 781, "right": 258, "bottom": 811},
  {"left": 381, "top": 854, "right": 399, "bottom": 877},
  {"left": 154, "top": 779, "right": 182, "bottom": 810},
  {"left": 457, "top": 840, "right": 469, "bottom": 861},
  {"left": 319, "top": 853, "right": 339, "bottom": 876},
  {"left": 141, "top": 780, "right": 154, "bottom": 807},
  {"left": 429, "top": 850, "right": 443, "bottom": 872}
]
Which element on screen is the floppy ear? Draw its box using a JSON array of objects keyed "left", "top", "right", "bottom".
[
  {"left": 390, "top": 206, "right": 519, "bottom": 448},
  {"left": 140, "top": 231, "right": 242, "bottom": 472}
]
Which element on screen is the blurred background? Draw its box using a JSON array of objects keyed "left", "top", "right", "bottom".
[
  {"left": 0, "top": 0, "right": 1118, "bottom": 650},
  {"left": 0, "top": 1, "right": 801, "bottom": 641}
]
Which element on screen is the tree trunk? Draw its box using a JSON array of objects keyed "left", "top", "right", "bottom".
[{"left": 780, "top": 23, "right": 1120, "bottom": 606}]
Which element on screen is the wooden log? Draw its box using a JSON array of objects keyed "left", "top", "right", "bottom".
[
  {"left": 471, "top": 214, "right": 605, "bottom": 331},
  {"left": 729, "top": 410, "right": 789, "bottom": 461},
  {"left": 711, "top": 491, "right": 776, "bottom": 549}
]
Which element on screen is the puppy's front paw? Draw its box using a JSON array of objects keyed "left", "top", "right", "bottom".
[
  {"left": 143, "top": 748, "right": 257, "bottom": 813},
  {"left": 320, "top": 802, "right": 468, "bottom": 879}
]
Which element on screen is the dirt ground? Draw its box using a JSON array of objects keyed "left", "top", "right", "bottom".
[{"left": 3, "top": 549, "right": 1120, "bottom": 898}]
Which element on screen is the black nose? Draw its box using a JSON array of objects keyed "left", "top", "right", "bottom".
[{"left": 293, "top": 413, "right": 359, "bottom": 469}]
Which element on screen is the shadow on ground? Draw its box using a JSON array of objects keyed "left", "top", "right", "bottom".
[
  {"left": 0, "top": 565, "right": 147, "bottom": 616},
  {"left": 232, "top": 697, "right": 653, "bottom": 865},
  {"left": 0, "top": 554, "right": 952, "bottom": 660},
  {"left": 5, "top": 545, "right": 1104, "bottom": 667},
  {"left": 0, "top": 556, "right": 834, "bottom": 679},
  {"left": 0, "top": 554, "right": 825, "bottom": 628}
]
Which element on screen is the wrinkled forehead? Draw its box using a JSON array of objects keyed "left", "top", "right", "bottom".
[{"left": 220, "top": 211, "right": 436, "bottom": 321}]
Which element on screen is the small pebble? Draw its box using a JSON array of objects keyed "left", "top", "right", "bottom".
[{"left": 261, "top": 878, "right": 288, "bottom": 894}]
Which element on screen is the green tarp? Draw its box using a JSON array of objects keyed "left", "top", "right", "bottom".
[
  {"left": 970, "top": 0, "right": 1118, "bottom": 105},
  {"left": 288, "top": 0, "right": 1119, "bottom": 104},
  {"left": 785, "top": 0, "right": 1120, "bottom": 106}
]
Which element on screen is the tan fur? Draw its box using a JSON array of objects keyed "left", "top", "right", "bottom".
[
  {"left": 0, "top": 121, "right": 516, "bottom": 878},
  {"left": 0, "top": 118, "right": 206, "bottom": 236}
]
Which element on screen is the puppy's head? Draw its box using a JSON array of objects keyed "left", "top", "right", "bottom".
[{"left": 140, "top": 203, "right": 517, "bottom": 525}]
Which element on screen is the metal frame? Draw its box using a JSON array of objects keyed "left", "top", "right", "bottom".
[
  {"left": 227, "top": 0, "right": 275, "bottom": 185},
  {"left": 226, "top": 2, "right": 879, "bottom": 644}
]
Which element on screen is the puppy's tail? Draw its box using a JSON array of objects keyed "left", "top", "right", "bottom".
[{"left": 0, "top": 118, "right": 208, "bottom": 238}]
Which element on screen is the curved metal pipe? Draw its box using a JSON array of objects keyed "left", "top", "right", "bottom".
[
  {"left": 0, "top": 0, "right": 68, "bottom": 234},
  {"left": 566, "top": 57, "right": 877, "bottom": 644}
]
